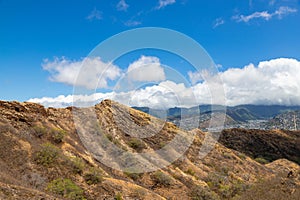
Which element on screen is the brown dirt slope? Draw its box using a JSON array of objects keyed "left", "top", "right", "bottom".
[{"left": 0, "top": 100, "right": 299, "bottom": 200}]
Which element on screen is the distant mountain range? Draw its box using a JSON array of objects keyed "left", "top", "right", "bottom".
[{"left": 133, "top": 105, "right": 300, "bottom": 130}]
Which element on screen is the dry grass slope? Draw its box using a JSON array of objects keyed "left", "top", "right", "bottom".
[{"left": 0, "top": 100, "right": 299, "bottom": 199}]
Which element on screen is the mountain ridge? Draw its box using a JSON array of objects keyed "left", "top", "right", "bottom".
[
  {"left": 0, "top": 100, "right": 299, "bottom": 199},
  {"left": 133, "top": 104, "right": 300, "bottom": 120},
  {"left": 133, "top": 104, "right": 300, "bottom": 130}
]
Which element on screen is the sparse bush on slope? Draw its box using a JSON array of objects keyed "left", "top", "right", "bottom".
[
  {"left": 152, "top": 171, "right": 173, "bottom": 187},
  {"left": 128, "top": 138, "right": 146, "bottom": 152},
  {"left": 34, "top": 142, "right": 60, "bottom": 166},
  {"left": 190, "top": 185, "right": 220, "bottom": 200},
  {"left": 51, "top": 128, "right": 66, "bottom": 143},
  {"left": 46, "top": 178, "right": 85, "bottom": 200},
  {"left": 83, "top": 167, "right": 103, "bottom": 185}
]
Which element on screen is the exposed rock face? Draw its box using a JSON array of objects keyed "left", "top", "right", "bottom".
[{"left": 0, "top": 100, "right": 299, "bottom": 199}]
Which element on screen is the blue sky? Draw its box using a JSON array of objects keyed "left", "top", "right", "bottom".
[{"left": 1, "top": 0, "right": 300, "bottom": 107}]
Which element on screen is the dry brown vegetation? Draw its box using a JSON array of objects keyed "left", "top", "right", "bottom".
[{"left": 0, "top": 100, "right": 299, "bottom": 199}]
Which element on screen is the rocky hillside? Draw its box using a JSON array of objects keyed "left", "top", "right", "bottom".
[
  {"left": 219, "top": 128, "right": 300, "bottom": 165},
  {"left": 0, "top": 100, "right": 299, "bottom": 200}
]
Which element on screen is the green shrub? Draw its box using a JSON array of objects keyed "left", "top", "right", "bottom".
[
  {"left": 219, "top": 184, "right": 231, "bottom": 198},
  {"left": 32, "top": 125, "right": 48, "bottom": 138},
  {"left": 124, "top": 171, "right": 142, "bottom": 181},
  {"left": 234, "top": 173, "right": 300, "bottom": 200},
  {"left": 205, "top": 172, "right": 248, "bottom": 199},
  {"left": 223, "top": 152, "right": 233, "bottom": 159},
  {"left": 237, "top": 152, "right": 247, "bottom": 160},
  {"left": 51, "top": 128, "right": 66, "bottom": 143},
  {"left": 152, "top": 171, "right": 173, "bottom": 187},
  {"left": 230, "top": 179, "right": 249, "bottom": 198},
  {"left": 115, "top": 193, "right": 123, "bottom": 200},
  {"left": 46, "top": 178, "right": 85, "bottom": 200},
  {"left": 68, "top": 157, "right": 85, "bottom": 174},
  {"left": 254, "top": 157, "right": 269, "bottom": 164},
  {"left": 206, "top": 174, "right": 223, "bottom": 196},
  {"left": 34, "top": 143, "right": 60, "bottom": 166},
  {"left": 106, "top": 134, "right": 113, "bottom": 142},
  {"left": 190, "top": 185, "right": 220, "bottom": 200},
  {"left": 185, "top": 168, "right": 196, "bottom": 176},
  {"left": 128, "top": 138, "right": 146, "bottom": 152},
  {"left": 159, "top": 141, "right": 166, "bottom": 148},
  {"left": 83, "top": 168, "right": 103, "bottom": 185}
]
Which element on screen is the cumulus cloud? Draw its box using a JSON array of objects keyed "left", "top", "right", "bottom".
[
  {"left": 86, "top": 8, "right": 103, "bottom": 21},
  {"left": 126, "top": 56, "right": 166, "bottom": 82},
  {"left": 188, "top": 71, "right": 204, "bottom": 85},
  {"left": 233, "top": 6, "right": 297, "bottom": 22},
  {"left": 31, "top": 58, "right": 300, "bottom": 108},
  {"left": 28, "top": 81, "right": 201, "bottom": 109},
  {"left": 220, "top": 58, "right": 300, "bottom": 105},
  {"left": 156, "top": 0, "right": 176, "bottom": 10},
  {"left": 116, "top": 0, "right": 129, "bottom": 11},
  {"left": 28, "top": 93, "right": 114, "bottom": 108},
  {"left": 42, "top": 57, "right": 121, "bottom": 89}
]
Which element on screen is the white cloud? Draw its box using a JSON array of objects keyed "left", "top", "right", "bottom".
[
  {"left": 86, "top": 8, "right": 103, "bottom": 21},
  {"left": 28, "top": 81, "right": 201, "bottom": 109},
  {"left": 220, "top": 58, "right": 300, "bottom": 106},
  {"left": 188, "top": 71, "right": 203, "bottom": 85},
  {"left": 156, "top": 0, "right": 176, "bottom": 10},
  {"left": 124, "top": 20, "right": 141, "bottom": 27},
  {"left": 275, "top": 6, "right": 297, "bottom": 18},
  {"left": 126, "top": 56, "right": 166, "bottom": 82},
  {"left": 116, "top": 0, "right": 129, "bottom": 11},
  {"left": 233, "top": 11, "right": 272, "bottom": 22},
  {"left": 233, "top": 6, "right": 297, "bottom": 22},
  {"left": 28, "top": 93, "right": 115, "bottom": 108},
  {"left": 42, "top": 57, "right": 121, "bottom": 89},
  {"left": 32, "top": 58, "right": 300, "bottom": 108},
  {"left": 213, "top": 18, "right": 225, "bottom": 28},
  {"left": 118, "top": 81, "right": 197, "bottom": 109}
]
